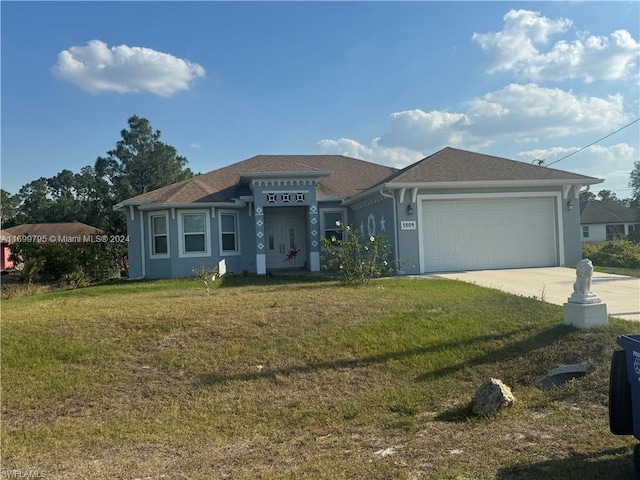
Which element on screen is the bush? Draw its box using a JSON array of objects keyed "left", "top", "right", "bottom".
[
  {"left": 627, "top": 229, "right": 640, "bottom": 243},
  {"left": 19, "top": 258, "right": 42, "bottom": 284},
  {"left": 62, "top": 267, "right": 91, "bottom": 289},
  {"left": 582, "top": 240, "right": 640, "bottom": 269},
  {"left": 9, "top": 241, "right": 126, "bottom": 283},
  {"left": 320, "top": 222, "right": 394, "bottom": 285},
  {"left": 192, "top": 263, "right": 220, "bottom": 295}
]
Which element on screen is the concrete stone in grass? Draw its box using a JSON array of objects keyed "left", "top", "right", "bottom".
[{"left": 472, "top": 378, "right": 515, "bottom": 416}]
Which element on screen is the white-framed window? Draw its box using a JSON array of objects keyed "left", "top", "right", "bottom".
[
  {"left": 149, "top": 211, "right": 169, "bottom": 258},
  {"left": 582, "top": 225, "right": 589, "bottom": 239},
  {"left": 178, "top": 210, "right": 210, "bottom": 258},
  {"left": 219, "top": 210, "right": 240, "bottom": 255},
  {"left": 320, "top": 209, "right": 347, "bottom": 242}
]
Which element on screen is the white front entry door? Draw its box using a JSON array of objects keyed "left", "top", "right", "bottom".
[{"left": 265, "top": 207, "right": 306, "bottom": 270}]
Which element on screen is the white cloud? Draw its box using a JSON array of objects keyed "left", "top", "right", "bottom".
[
  {"left": 473, "top": 10, "right": 639, "bottom": 82},
  {"left": 190, "top": 143, "right": 201, "bottom": 149},
  {"left": 378, "top": 83, "right": 629, "bottom": 151},
  {"left": 317, "top": 137, "right": 424, "bottom": 169},
  {"left": 473, "top": 9, "right": 571, "bottom": 73},
  {"left": 516, "top": 143, "right": 637, "bottom": 166},
  {"left": 52, "top": 40, "right": 205, "bottom": 96},
  {"left": 319, "top": 84, "right": 632, "bottom": 176},
  {"left": 515, "top": 143, "right": 637, "bottom": 195}
]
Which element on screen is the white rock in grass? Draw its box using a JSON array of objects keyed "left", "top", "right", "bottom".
[
  {"left": 374, "top": 447, "right": 397, "bottom": 457},
  {"left": 472, "top": 378, "right": 515, "bottom": 416}
]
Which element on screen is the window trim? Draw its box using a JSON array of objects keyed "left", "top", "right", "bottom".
[
  {"left": 320, "top": 208, "right": 347, "bottom": 243},
  {"left": 149, "top": 211, "right": 170, "bottom": 259},
  {"left": 605, "top": 224, "right": 625, "bottom": 241},
  {"left": 177, "top": 210, "right": 211, "bottom": 258},
  {"left": 582, "top": 225, "right": 589, "bottom": 239},
  {"left": 218, "top": 210, "right": 241, "bottom": 256}
]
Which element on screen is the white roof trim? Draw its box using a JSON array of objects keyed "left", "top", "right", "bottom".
[
  {"left": 343, "top": 178, "right": 603, "bottom": 206},
  {"left": 114, "top": 200, "right": 247, "bottom": 211}
]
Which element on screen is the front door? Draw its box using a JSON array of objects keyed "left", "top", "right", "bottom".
[{"left": 265, "top": 207, "right": 306, "bottom": 270}]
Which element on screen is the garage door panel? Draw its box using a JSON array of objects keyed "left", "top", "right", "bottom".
[{"left": 422, "top": 197, "right": 557, "bottom": 272}]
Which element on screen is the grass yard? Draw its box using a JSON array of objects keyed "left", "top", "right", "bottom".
[{"left": 2, "top": 276, "right": 640, "bottom": 479}]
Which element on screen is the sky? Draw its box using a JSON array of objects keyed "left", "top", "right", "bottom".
[{"left": 2, "top": 1, "right": 639, "bottom": 200}]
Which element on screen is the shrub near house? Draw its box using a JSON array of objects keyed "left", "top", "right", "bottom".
[{"left": 9, "top": 240, "right": 126, "bottom": 284}]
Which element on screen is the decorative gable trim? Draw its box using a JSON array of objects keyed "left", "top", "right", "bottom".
[
  {"left": 349, "top": 193, "right": 385, "bottom": 211},
  {"left": 251, "top": 178, "right": 318, "bottom": 188}
]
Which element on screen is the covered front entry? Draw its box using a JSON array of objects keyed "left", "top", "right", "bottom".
[
  {"left": 264, "top": 207, "right": 307, "bottom": 270},
  {"left": 420, "top": 195, "right": 559, "bottom": 272}
]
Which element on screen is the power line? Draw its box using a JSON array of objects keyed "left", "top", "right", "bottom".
[{"left": 544, "top": 117, "right": 640, "bottom": 168}]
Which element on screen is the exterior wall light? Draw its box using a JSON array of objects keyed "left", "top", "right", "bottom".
[
  {"left": 407, "top": 203, "right": 414, "bottom": 215},
  {"left": 567, "top": 199, "right": 574, "bottom": 211}
]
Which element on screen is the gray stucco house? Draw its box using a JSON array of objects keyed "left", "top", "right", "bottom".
[{"left": 115, "top": 147, "right": 602, "bottom": 279}]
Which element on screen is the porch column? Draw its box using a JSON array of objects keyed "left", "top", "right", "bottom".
[
  {"left": 255, "top": 206, "right": 266, "bottom": 274},
  {"left": 308, "top": 205, "right": 320, "bottom": 272}
]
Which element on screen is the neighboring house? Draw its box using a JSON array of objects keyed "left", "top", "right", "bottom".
[
  {"left": 1, "top": 222, "right": 105, "bottom": 271},
  {"left": 114, "top": 146, "right": 602, "bottom": 279},
  {"left": 580, "top": 201, "right": 640, "bottom": 242},
  {"left": 1, "top": 230, "right": 12, "bottom": 272}
]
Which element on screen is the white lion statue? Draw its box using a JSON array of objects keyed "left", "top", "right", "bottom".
[{"left": 573, "top": 259, "right": 594, "bottom": 295}]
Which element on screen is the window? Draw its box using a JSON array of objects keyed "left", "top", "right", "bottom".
[
  {"left": 219, "top": 211, "right": 240, "bottom": 255},
  {"left": 582, "top": 226, "right": 589, "bottom": 239},
  {"left": 178, "top": 210, "right": 210, "bottom": 257},
  {"left": 629, "top": 224, "right": 640, "bottom": 233},
  {"left": 150, "top": 212, "right": 169, "bottom": 257},
  {"left": 322, "top": 210, "right": 346, "bottom": 242},
  {"left": 606, "top": 224, "right": 625, "bottom": 241}
]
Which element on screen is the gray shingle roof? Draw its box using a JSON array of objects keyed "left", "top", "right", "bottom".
[
  {"left": 121, "top": 155, "right": 397, "bottom": 205},
  {"left": 580, "top": 201, "right": 639, "bottom": 224},
  {"left": 387, "top": 147, "right": 598, "bottom": 183},
  {"left": 118, "top": 147, "right": 601, "bottom": 207}
]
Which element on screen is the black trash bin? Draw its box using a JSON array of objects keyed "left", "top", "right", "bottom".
[{"left": 610, "top": 335, "right": 640, "bottom": 475}]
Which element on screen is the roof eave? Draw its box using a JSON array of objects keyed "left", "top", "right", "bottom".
[
  {"left": 114, "top": 199, "right": 247, "bottom": 212},
  {"left": 385, "top": 178, "right": 603, "bottom": 189},
  {"left": 341, "top": 178, "right": 603, "bottom": 207}
]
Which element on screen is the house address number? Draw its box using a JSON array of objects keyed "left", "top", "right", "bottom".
[{"left": 401, "top": 221, "right": 417, "bottom": 230}]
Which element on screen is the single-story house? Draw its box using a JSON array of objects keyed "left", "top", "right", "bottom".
[
  {"left": 580, "top": 201, "right": 640, "bottom": 242},
  {"left": 115, "top": 147, "right": 602, "bottom": 279},
  {"left": 1, "top": 222, "right": 105, "bottom": 271}
]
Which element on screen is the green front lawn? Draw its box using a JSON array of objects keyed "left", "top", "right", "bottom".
[{"left": 2, "top": 276, "right": 639, "bottom": 479}]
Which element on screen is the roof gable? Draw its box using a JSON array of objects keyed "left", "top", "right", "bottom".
[{"left": 387, "top": 147, "right": 598, "bottom": 183}]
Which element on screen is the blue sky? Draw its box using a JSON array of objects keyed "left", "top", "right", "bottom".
[{"left": 2, "top": 1, "right": 639, "bottom": 199}]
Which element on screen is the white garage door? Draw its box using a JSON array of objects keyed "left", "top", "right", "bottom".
[{"left": 421, "top": 197, "right": 557, "bottom": 272}]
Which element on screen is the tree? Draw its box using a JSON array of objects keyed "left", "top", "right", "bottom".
[
  {"left": 579, "top": 190, "right": 596, "bottom": 204},
  {"left": 2, "top": 114, "right": 194, "bottom": 284},
  {"left": 597, "top": 190, "right": 624, "bottom": 204},
  {"left": 98, "top": 115, "right": 193, "bottom": 200},
  {"left": 16, "top": 177, "right": 54, "bottom": 224},
  {"left": 630, "top": 160, "right": 640, "bottom": 213},
  {"left": 1, "top": 189, "right": 21, "bottom": 228},
  {"left": 47, "top": 169, "right": 76, "bottom": 200}
]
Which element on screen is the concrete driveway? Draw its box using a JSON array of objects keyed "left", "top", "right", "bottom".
[{"left": 422, "top": 267, "right": 640, "bottom": 322}]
